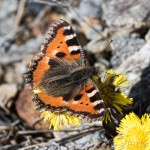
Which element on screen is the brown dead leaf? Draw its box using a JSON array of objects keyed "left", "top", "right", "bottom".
[{"left": 16, "top": 85, "right": 49, "bottom": 129}]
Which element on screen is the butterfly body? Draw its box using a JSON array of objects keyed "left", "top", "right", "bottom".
[
  {"left": 24, "top": 20, "right": 105, "bottom": 121},
  {"left": 39, "top": 58, "right": 94, "bottom": 100}
]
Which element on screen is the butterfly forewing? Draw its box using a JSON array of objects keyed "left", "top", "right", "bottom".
[{"left": 41, "top": 20, "right": 85, "bottom": 64}]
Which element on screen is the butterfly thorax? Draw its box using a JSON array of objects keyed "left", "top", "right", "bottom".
[
  {"left": 69, "top": 66, "right": 94, "bottom": 83},
  {"left": 40, "top": 61, "right": 94, "bottom": 101}
]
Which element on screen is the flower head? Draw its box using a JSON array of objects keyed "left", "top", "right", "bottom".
[
  {"left": 93, "top": 69, "right": 133, "bottom": 122},
  {"left": 105, "top": 70, "right": 128, "bottom": 88},
  {"left": 41, "top": 111, "right": 81, "bottom": 131},
  {"left": 114, "top": 112, "right": 150, "bottom": 150}
]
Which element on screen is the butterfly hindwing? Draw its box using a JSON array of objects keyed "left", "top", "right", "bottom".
[
  {"left": 67, "top": 83, "right": 105, "bottom": 121},
  {"left": 33, "top": 92, "right": 67, "bottom": 111}
]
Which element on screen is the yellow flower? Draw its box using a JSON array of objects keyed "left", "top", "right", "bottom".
[
  {"left": 105, "top": 70, "right": 128, "bottom": 87},
  {"left": 93, "top": 69, "right": 133, "bottom": 122},
  {"left": 114, "top": 112, "right": 150, "bottom": 150},
  {"left": 41, "top": 111, "right": 81, "bottom": 131}
]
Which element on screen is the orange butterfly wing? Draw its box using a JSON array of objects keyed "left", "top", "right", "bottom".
[
  {"left": 67, "top": 83, "right": 104, "bottom": 121},
  {"left": 41, "top": 20, "right": 82, "bottom": 61}
]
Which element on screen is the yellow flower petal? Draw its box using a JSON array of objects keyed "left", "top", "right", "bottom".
[
  {"left": 41, "top": 111, "right": 81, "bottom": 131},
  {"left": 114, "top": 112, "right": 150, "bottom": 150},
  {"left": 33, "top": 89, "right": 43, "bottom": 94},
  {"left": 103, "top": 70, "right": 128, "bottom": 87}
]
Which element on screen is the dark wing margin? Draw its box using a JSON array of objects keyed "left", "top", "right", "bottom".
[
  {"left": 40, "top": 19, "right": 86, "bottom": 65},
  {"left": 67, "top": 83, "right": 105, "bottom": 121}
]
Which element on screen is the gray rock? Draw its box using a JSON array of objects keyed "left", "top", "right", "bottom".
[
  {"left": 0, "top": 35, "right": 44, "bottom": 65},
  {"left": 0, "top": 17, "right": 15, "bottom": 36},
  {"left": 67, "top": 0, "right": 103, "bottom": 24},
  {"left": 145, "top": 29, "right": 150, "bottom": 41},
  {"left": 110, "top": 32, "right": 145, "bottom": 68},
  {"left": 79, "top": 0, "right": 103, "bottom": 19},
  {"left": 102, "top": 0, "right": 150, "bottom": 27},
  {"left": 128, "top": 65, "right": 150, "bottom": 115},
  {"left": 4, "top": 65, "right": 25, "bottom": 85},
  {"left": 0, "top": 0, "right": 18, "bottom": 36},
  {"left": 0, "top": 83, "right": 17, "bottom": 106},
  {"left": 0, "top": 0, "right": 18, "bottom": 19},
  {"left": 32, "top": 122, "right": 106, "bottom": 150},
  {"left": 83, "top": 23, "right": 102, "bottom": 40},
  {"left": 118, "top": 41, "right": 150, "bottom": 94}
]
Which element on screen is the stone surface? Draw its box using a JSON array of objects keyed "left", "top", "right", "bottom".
[
  {"left": 78, "top": 0, "right": 103, "bottom": 19},
  {"left": 4, "top": 63, "right": 26, "bottom": 84},
  {"left": 118, "top": 41, "right": 150, "bottom": 86},
  {"left": 0, "top": 0, "right": 18, "bottom": 36},
  {"left": 128, "top": 65, "right": 150, "bottom": 115},
  {"left": 117, "top": 41, "right": 150, "bottom": 116},
  {"left": 81, "top": 22, "right": 103, "bottom": 40},
  {"left": 0, "top": 35, "right": 44, "bottom": 65},
  {"left": 0, "top": 83, "right": 17, "bottom": 106},
  {"left": 110, "top": 32, "right": 145, "bottom": 67},
  {"left": 102, "top": 0, "right": 150, "bottom": 27},
  {"left": 0, "top": 0, "right": 17, "bottom": 19},
  {"left": 145, "top": 29, "right": 150, "bottom": 41}
]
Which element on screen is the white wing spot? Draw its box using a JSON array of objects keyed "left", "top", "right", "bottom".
[
  {"left": 87, "top": 89, "right": 97, "bottom": 98},
  {"left": 99, "top": 108, "right": 105, "bottom": 113},
  {"left": 68, "top": 46, "right": 81, "bottom": 52},
  {"left": 93, "top": 100, "right": 103, "bottom": 106},
  {"left": 65, "top": 33, "right": 76, "bottom": 40},
  {"left": 64, "top": 25, "right": 71, "bottom": 30}
]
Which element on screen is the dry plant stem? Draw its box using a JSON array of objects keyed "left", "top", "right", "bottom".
[
  {"left": 0, "top": 5, "right": 49, "bottom": 47},
  {"left": 29, "top": 6, "right": 50, "bottom": 28},
  {"left": 14, "top": 0, "right": 27, "bottom": 27},
  {"left": 0, "top": 144, "right": 24, "bottom": 150},
  {"left": 15, "top": 130, "right": 53, "bottom": 138},
  {"left": 29, "top": 0, "right": 69, "bottom": 8},
  {"left": 0, "top": 5, "right": 50, "bottom": 66},
  {"left": 17, "top": 126, "right": 102, "bottom": 150},
  {"left": 68, "top": 6, "right": 103, "bottom": 37},
  {"left": 17, "top": 142, "right": 47, "bottom": 150},
  {"left": 32, "top": 117, "right": 44, "bottom": 128},
  {"left": 0, "top": 120, "right": 20, "bottom": 142},
  {"left": 56, "top": 126, "right": 102, "bottom": 144}
]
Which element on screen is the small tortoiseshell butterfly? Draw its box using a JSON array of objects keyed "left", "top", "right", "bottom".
[{"left": 24, "top": 20, "right": 105, "bottom": 121}]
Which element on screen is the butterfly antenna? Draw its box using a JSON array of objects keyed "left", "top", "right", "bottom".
[{"left": 105, "top": 39, "right": 113, "bottom": 50}]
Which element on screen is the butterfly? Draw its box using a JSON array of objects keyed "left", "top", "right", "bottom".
[{"left": 24, "top": 19, "right": 105, "bottom": 121}]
